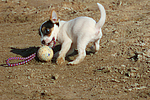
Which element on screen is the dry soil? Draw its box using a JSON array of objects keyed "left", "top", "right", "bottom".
[{"left": 0, "top": 0, "right": 150, "bottom": 99}]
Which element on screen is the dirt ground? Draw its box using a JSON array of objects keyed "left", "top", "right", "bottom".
[{"left": 0, "top": 0, "right": 150, "bottom": 99}]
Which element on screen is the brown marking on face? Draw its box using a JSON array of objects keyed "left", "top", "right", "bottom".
[{"left": 42, "top": 27, "right": 46, "bottom": 33}]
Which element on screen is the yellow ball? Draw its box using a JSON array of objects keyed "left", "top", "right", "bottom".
[{"left": 37, "top": 46, "right": 53, "bottom": 62}]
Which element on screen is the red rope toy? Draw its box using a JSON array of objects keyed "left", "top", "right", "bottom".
[{"left": 6, "top": 38, "right": 56, "bottom": 67}]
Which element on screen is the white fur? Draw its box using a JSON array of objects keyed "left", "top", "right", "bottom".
[{"left": 41, "top": 3, "right": 106, "bottom": 65}]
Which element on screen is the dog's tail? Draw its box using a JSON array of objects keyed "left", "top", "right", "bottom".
[{"left": 95, "top": 3, "right": 106, "bottom": 29}]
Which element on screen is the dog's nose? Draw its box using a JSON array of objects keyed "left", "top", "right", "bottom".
[{"left": 41, "top": 40, "right": 45, "bottom": 44}]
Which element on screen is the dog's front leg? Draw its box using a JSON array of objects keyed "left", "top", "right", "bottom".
[
  {"left": 68, "top": 41, "right": 87, "bottom": 65},
  {"left": 56, "top": 39, "right": 72, "bottom": 65},
  {"left": 68, "top": 47, "right": 86, "bottom": 65}
]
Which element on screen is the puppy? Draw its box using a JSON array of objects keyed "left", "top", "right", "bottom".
[{"left": 39, "top": 3, "right": 106, "bottom": 65}]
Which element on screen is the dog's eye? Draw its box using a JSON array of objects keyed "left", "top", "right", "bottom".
[
  {"left": 44, "top": 28, "right": 50, "bottom": 35},
  {"left": 46, "top": 29, "right": 50, "bottom": 32}
]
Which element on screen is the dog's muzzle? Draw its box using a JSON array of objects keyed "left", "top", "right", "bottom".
[{"left": 41, "top": 37, "right": 56, "bottom": 48}]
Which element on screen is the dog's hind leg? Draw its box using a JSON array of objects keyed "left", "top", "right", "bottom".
[{"left": 90, "top": 29, "right": 102, "bottom": 53}]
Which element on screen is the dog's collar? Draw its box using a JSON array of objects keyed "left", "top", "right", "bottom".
[
  {"left": 52, "top": 37, "right": 56, "bottom": 48},
  {"left": 47, "top": 37, "right": 56, "bottom": 48}
]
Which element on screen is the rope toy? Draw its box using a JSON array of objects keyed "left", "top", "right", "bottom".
[{"left": 6, "top": 37, "right": 56, "bottom": 67}]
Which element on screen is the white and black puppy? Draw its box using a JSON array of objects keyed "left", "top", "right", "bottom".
[{"left": 39, "top": 3, "right": 106, "bottom": 65}]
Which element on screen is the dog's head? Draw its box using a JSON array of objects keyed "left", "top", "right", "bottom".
[{"left": 39, "top": 10, "right": 59, "bottom": 47}]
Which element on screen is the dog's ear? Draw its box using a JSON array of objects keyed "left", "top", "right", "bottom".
[{"left": 50, "top": 10, "right": 58, "bottom": 23}]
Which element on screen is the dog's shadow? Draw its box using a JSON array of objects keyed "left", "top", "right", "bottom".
[
  {"left": 9, "top": 45, "right": 63, "bottom": 63},
  {"left": 10, "top": 46, "right": 40, "bottom": 62},
  {"left": 9, "top": 45, "right": 60, "bottom": 60},
  {"left": 0, "top": 46, "right": 39, "bottom": 67},
  {"left": 5, "top": 45, "right": 94, "bottom": 65},
  {"left": 53, "top": 45, "right": 95, "bottom": 62},
  {"left": 10, "top": 45, "right": 61, "bottom": 57},
  {"left": 10, "top": 47, "right": 39, "bottom": 57}
]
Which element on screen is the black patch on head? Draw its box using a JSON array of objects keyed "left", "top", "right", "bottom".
[
  {"left": 39, "top": 20, "right": 60, "bottom": 36},
  {"left": 40, "top": 20, "right": 54, "bottom": 36},
  {"left": 43, "top": 20, "right": 54, "bottom": 29}
]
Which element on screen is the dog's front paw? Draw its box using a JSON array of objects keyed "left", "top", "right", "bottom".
[{"left": 56, "top": 57, "right": 65, "bottom": 65}]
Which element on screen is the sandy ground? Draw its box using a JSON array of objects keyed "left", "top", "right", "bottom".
[{"left": 0, "top": 0, "right": 150, "bottom": 99}]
